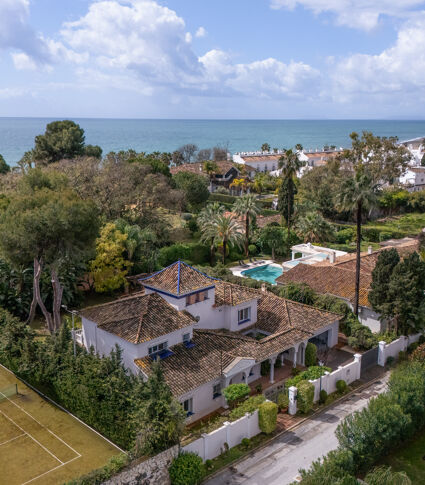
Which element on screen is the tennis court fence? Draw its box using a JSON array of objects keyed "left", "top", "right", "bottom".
[{"left": 0, "top": 383, "right": 18, "bottom": 401}]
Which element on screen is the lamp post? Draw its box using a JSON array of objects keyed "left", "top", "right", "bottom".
[{"left": 62, "top": 305, "right": 78, "bottom": 357}]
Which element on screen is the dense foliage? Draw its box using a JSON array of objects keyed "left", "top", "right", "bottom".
[
  {"left": 296, "top": 380, "right": 315, "bottom": 414},
  {"left": 285, "top": 365, "right": 331, "bottom": 388},
  {"left": 258, "top": 401, "right": 278, "bottom": 434},
  {"left": 229, "top": 395, "right": 266, "bottom": 420},
  {"left": 304, "top": 342, "right": 317, "bottom": 367},
  {"left": 223, "top": 383, "right": 250, "bottom": 406},
  {"left": 169, "top": 452, "right": 204, "bottom": 485}
]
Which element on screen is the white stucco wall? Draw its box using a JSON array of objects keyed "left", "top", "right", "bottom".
[{"left": 180, "top": 378, "right": 227, "bottom": 424}]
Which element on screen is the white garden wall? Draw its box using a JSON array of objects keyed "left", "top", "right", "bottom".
[
  {"left": 378, "top": 333, "right": 423, "bottom": 366},
  {"left": 182, "top": 410, "right": 261, "bottom": 461}
]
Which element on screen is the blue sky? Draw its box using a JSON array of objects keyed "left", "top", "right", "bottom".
[{"left": 1, "top": 0, "right": 425, "bottom": 119}]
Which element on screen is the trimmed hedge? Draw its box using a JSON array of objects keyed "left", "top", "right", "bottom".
[
  {"left": 258, "top": 401, "right": 278, "bottom": 434},
  {"left": 277, "top": 392, "right": 289, "bottom": 411},
  {"left": 305, "top": 342, "right": 317, "bottom": 367},
  {"left": 169, "top": 452, "right": 204, "bottom": 485},
  {"left": 297, "top": 380, "right": 315, "bottom": 414}
]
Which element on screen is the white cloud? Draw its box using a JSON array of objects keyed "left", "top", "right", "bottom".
[
  {"left": 270, "top": 0, "right": 424, "bottom": 30},
  {"left": 195, "top": 26, "right": 207, "bottom": 38},
  {"left": 332, "top": 14, "right": 425, "bottom": 100}
]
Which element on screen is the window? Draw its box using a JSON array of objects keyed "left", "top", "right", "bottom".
[
  {"left": 183, "top": 333, "right": 191, "bottom": 343},
  {"left": 238, "top": 307, "right": 251, "bottom": 324},
  {"left": 148, "top": 341, "right": 168, "bottom": 356},
  {"left": 186, "top": 290, "right": 208, "bottom": 306},
  {"left": 213, "top": 383, "right": 221, "bottom": 399},
  {"left": 182, "top": 398, "right": 193, "bottom": 416}
]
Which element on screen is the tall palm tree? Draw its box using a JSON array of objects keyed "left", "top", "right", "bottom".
[
  {"left": 233, "top": 194, "right": 261, "bottom": 257},
  {"left": 204, "top": 214, "right": 244, "bottom": 264},
  {"left": 278, "top": 149, "right": 304, "bottom": 238},
  {"left": 251, "top": 173, "right": 267, "bottom": 195},
  {"left": 198, "top": 203, "right": 225, "bottom": 264},
  {"left": 336, "top": 169, "right": 378, "bottom": 316},
  {"left": 295, "top": 212, "right": 335, "bottom": 244}
]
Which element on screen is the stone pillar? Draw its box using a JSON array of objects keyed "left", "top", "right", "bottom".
[
  {"left": 293, "top": 348, "right": 298, "bottom": 368},
  {"left": 378, "top": 341, "right": 386, "bottom": 367},
  {"left": 242, "top": 370, "right": 250, "bottom": 383},
  {"left": 291, "top": 251, "right": 295, "bottom": 260},
  {"left": 288, "top": 386, "right": 297, "bottom": 415},
  {"left": 354, "top": 353, "right": 362, "bottom": 380},
  {"left": 280, "top": 353, "right": 285, "bottom": 366},
  {"left": 269, "top": 357, "right": 276, "bottom": 384}
]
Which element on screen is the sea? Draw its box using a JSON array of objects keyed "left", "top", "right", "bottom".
[{"left": 1, "top": 118, "right": 425, "bottom": 165}]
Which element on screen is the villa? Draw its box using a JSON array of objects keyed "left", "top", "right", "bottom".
[
  {"left": 277, "top": 240, "right": 419, "bottom": 333},
  {"left": 80, "top": 261, "right": 341, "bottom": 421}
]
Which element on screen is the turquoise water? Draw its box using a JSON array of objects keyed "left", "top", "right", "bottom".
[
  {"left": 242, "top": 264, "right": 283, "bottom": 284},
  {"left": 1, "top": 118, "right": 425, "bottom": 165}
]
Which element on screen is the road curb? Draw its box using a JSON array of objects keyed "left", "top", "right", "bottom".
[{"left": 203, "top": 370, "right": 388, "bottom": 483}]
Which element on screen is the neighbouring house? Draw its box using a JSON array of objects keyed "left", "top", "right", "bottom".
[
  {"left": 170, "top": 161, "right": 255, "bottom": 193},
  {"left": 399, "top": 136, "right": 425, "bottom": 166},
  {"left": 80, "top": 261, "right": 341, "bottom": 422},
  {"left": 277, "top": 240, "right": 419, "bottom": 333},
  {"left": 399, "top": 166, "right": 425, "bottom": 192}
]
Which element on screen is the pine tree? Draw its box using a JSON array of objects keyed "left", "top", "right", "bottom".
[{"left": 369, "top": 248, "right": 400, "bottom": 315}]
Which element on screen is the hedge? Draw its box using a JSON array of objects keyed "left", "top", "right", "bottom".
[
  {"left": 223, "top": 383, "right": 250, "bottom": 405},
  {"left": 297, "top": 380, "right": 315, "bottom": 414},
  {"left": 229, "top": 395, "right": 266, "bottom": 420},
  {"left": 258, "top": 401, "right": 278, "bottom": 434},
  {"left": 286, "top": 365, "right": 331, "bottom": 388},
  {"left": 304, "top": 342, "right": 317, "bottom": 367},
  {"left": 169, "top": 452, "right": 204, "bottom": 485},
  {"left": 158, "top": 243, "right": 210, "bottom": 267},
  {"left": 209, "top": 193, "right": 237, "bottom": 204}
]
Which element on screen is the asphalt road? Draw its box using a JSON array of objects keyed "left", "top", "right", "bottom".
[{"left": 205, "top": 376, "right": 389, "bottom": 485}]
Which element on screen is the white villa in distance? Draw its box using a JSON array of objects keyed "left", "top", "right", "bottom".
[{"left": 80, "top": 261, "right": 341, "bottom": 422}]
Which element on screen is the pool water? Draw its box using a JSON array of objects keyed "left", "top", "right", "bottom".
[{"left": 241, "top": 264, "right": 283, "bottom": 284}]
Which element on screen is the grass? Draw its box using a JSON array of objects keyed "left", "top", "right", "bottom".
[
  {"left": 364, "top": 213, "right": 425, "bottom": 237},
  {"left": 379, "top": 428, "right": 425, "bottom": 482},
  {"left": 0, "top": 365, "right": 122, "bottom": 485}
]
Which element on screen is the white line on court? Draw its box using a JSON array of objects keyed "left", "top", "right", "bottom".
[
  {"left": 21, "top": 455, "right": 81, "bottom": 485},
  {"left": 0, "top": 433, "right": 26, "bottom": 446}
]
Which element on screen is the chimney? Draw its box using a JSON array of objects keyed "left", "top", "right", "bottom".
[
  {"left": 329, "top": 251, "right": 336, "bottom": 263},
  {"left": 368, "top": 245, "right": 373, "bottom": 254},
  {"left": 261, "top": 283, "right": 267, "bottom": 293}
]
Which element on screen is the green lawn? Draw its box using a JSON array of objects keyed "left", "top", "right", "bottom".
[{"left": 380, "top": 429, "right": 425, "bottom": 482}]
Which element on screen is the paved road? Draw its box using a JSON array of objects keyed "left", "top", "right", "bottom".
[{"left": 205, "top": 376, "right": 389, "bottom": 485}]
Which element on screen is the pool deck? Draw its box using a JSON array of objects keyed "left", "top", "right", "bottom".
[{"left": 230, "top": 260, "right": 282, "bottom": 278}]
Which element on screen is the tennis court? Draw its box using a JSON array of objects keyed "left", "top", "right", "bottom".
[{"left": 0, "top": 365, "right": 123, "bottom": 485}]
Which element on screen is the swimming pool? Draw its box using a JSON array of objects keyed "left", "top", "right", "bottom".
[{"left": 241, "top": 264, "right": 283, "bottom": 284}]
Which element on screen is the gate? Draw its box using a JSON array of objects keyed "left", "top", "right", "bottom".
[{"left": 361, "top": 346, "right": 379, "bottom": 375}]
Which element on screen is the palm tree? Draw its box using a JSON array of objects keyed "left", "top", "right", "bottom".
[
  {"left": 198, "top": 203, "right": 225, "bottom": 264},
  {"left": 251, "top": 173, "right": 267, "bottom": 195},
  {"left": 233, "top": 194, "right": 261, "bottom": 257},
  {"left": 203, "top": 161, "right": 218, "bottom": 191},
  {"left": 230, "top": 178, "right": 248, "bottom": 195},
  {"left": 278, "top": 149, "right": 304, "bottom": 238},
  {"left": 336, "top": 169, "right": 378, "bottom": 316},
  {"left": 295, "top": 212, "right": 335, "bottom": 244},
  {"left": 204, "top": 214, "right": 244, "bottom": 264}
]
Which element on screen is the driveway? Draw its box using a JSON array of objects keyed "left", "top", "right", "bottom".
[{"left": 205, "top": 375, "right": 389, "bottom": 485}]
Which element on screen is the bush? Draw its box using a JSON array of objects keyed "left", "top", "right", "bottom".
[
  {"left": 223, "top": 383, "right": 250, "bottom": 406},
  {"left": 386, "top": 356, "right": 395, "bottom": 367},
  {"left": 255, "top": 384, "right": 262, "bottom": 393},
  {"left": 209, "top": 193, "right": 237, "bottom": 204},
  {"left": 410, "top": 343, "right": 425, "bottom": 361},
  {"left": 305, "top": 342, "right": 317, "bottom": 367},
  {"left": 229, "top": 395, "right": 265, "bottom": 420},
  {"left": 187, "top": 218, "right": 198, "bottom": 233},
  {"left": 319, "top": 389, "right": 328, "bottom": 404},
  {"left": 241, "top": 438, "right": 251, "bottom": 449},
  {"left": 291, "top": 367, "right": 300, "bottom": 376},
  {"left": 379, "top": 231, "right": 392, "bottom": 242},
  {"left": 248, "top": 244, "right": 257, "bottom": 255},
  {"left": 335, "top": 228, "right": 354, "bottom": 244},
  {"left": 362, "top": 227, "right": 381, "bottom": 243},
  {"left": 419, "top": 335, "right": 425, "bottom": 344},
  {"left": 298, "top": 448, "right": 356, "bottom": 484},
  {"left": 277, "top": 392, "right": 289, "bottom": 411},
  {"left": 204, "top": 459, "right": 213, "bottom": 471},
  {"left": 297, "top": 381, "right": 315, "bottom": 414},
  {"left": 407, "top": 342, "right": 419, "bottom": 353},
  {"left": 347, "top": 321, "right": 379, "bottom": 350},
  {"left": 169, "top": 452, "right": 204, "bottom": 485},
  {"left": 258, "top": 401, "right": 278, "bottom": 434},
  {"left": 286, "top": 365, "right": 331, "bottom": 388},
  {"left": 336, "top": 380, "right": 347, "bottom": 394},
  {"left": 158, "top": 244, "right": 191, "bottom": 266}
]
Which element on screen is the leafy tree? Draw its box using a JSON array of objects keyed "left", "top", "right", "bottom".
[
  {"left": 295, "top": 211, "right": 335, "bottom": 243},
  {"left": 33, "top": 120, "right": 86, "bottom": 164},
  {"left": 177, "top": 144, "right": 198, "bottom": 163},
  {"left": 305, "top": 342, "right": 317, "bottom": 367},
  {"left": 0, "top": 177, "right": 99, "bottom": 333},
  {"left": 90, "top": 223, "right": 131, "bottom": 293},
  {"left": 84, "top": 144, "right": 103, "bottom": 159},
  {"left": 336, "top": 168, "right": 378, "bottom": 315},
  {"left": 198, "top": 202, "right": 225, "bottom": 263},
  {"left": 261, "top": 143, "right": 270, "bottom": 152},
  {"left": 212, "top": 145, "right": 227, "bottom": 161},
  {"left": 169, "top": 452, "right": 204, "bottom": 485},
  {"left": 364, "top": 466, "right": 411, "bottom": 485},
  {"left": 172, "top": 150, "right": 184, "bottom": 166},
  {"left": 369, "top": 249, "right": 400, "bottom": 317},
  {"left": 174, "top": 171, "right": 209, "bottom": 210},
  {"left": 258, "top": 225, "right": 286, "bottom": 260},
  {"left": 196, "top": 148, "right": 212, "bottom": 162},
  {"left": 0, "top": 154, "right": 10, "bottom": 174},
  {"left": 233, "top": 194, "right": 261, "bottom": 257},
  {"left": 203, "top": 213, "right": 244, "bottom": 264},
  {"left": 135, "top": 361, "right": 186, "bottom": 455},
  {"left": 251, "top": 173, "right": 267, "bottom": 194}
]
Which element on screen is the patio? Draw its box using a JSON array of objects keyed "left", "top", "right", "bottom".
[{"left": 248, "top": 359, "right": 305, "bottom": 394}]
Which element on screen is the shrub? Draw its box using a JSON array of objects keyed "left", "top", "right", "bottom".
[
  {"left": 298, "top": 448, "right": 356, "bottom": 484},
  {"left": 204, "top": 459, "right": 213, "bottom": 471},
  {"left": 410, "top": 343, "right": 425, "bottom": 361},
  {"left": 229, "top": 395, "right": 265, "bottom": 420},
  {"left": 241, "top": 438, "right": 251, "bottom": 449},
  {"left": 297, "top": 380, "right": 315, "bottom": 414},
  {"left": 286, "top": 365, "right": 331, "bottom": 388},
  {"left": 158, "top": 244, "right": 190, "bottom": 266},
  {"left": 319, "top": 389, "right": 328, "bottom": 404},
  {"left": 258, "top": 401, "right": 278, "bottom": 434},
  {"left": 386, "top": 356, "right": 395, "bottom": 367},
  {"left": 223, "top": 383, "right": 250, "bottom": 406},
  {"left": 379, "top": 231, "right": 392, "bottom": 242},
  {"left": 336, "top": 380, "right": 347, "bottom": 394},
  {"left": 407, "top": 342, "right": 419, "bottom": 353},
  {"left": 256, "top": 384, "right": 262, "bottom": 394},
  {"left": 248, "top": 244, "right": 257, "bottom": 255},
  {"left": 169, "top": 452, "right": 204, "bottom": 485},
  {"left": 291, "top": 367, "right": 300, "bottom": 376},
  {"left": 335, "top": 228, "right": 354, "bottom": 244},
  {"left": 277, "top": 392, "right": 289, "bottom": 411},
  {"left": 187, "top": 219, "right": 198, "bottom": 234},
  {"left": 305, "top": 342, "right": 317, "bottom": 367},
  {"left": 347, "top": 322, "right": 379, "bottom": 350}
]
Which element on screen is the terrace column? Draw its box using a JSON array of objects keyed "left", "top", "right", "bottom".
[
  {"left": 280, "top": 353, "right": 285, "bottom": 366},
  {"left": 293, "top": 348, "right": 298, "bottom": 368},
  {"left": 269, "top": 357, "right": 276, "bottom": 384}
]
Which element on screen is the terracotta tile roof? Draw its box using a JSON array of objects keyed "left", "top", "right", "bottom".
[
  {"left": 81, "top": 292, "right": 195, "bottom": 344},
  {"left": 140, "top": 261, "right": 217, "bottom": 296},
  {"left": 277, "top": 264, "right": 372, "bottom": 307},
  {"left": 134, "top": 291, "right": 341, "bottom": 396},
  {"left": 241, "top": 155, "right": 281, "bottom": 163},
  {"left": 214, "top": 281, "right": 259, "bottom": 307}
]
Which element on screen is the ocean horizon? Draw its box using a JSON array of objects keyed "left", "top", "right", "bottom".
[{"left": 1, "top": 117, "right": 425, "bottom": 165}]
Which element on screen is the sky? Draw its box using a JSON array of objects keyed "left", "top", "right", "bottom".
[{"left": 0, "top": 0, "right": 425, "bottom": 119}]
